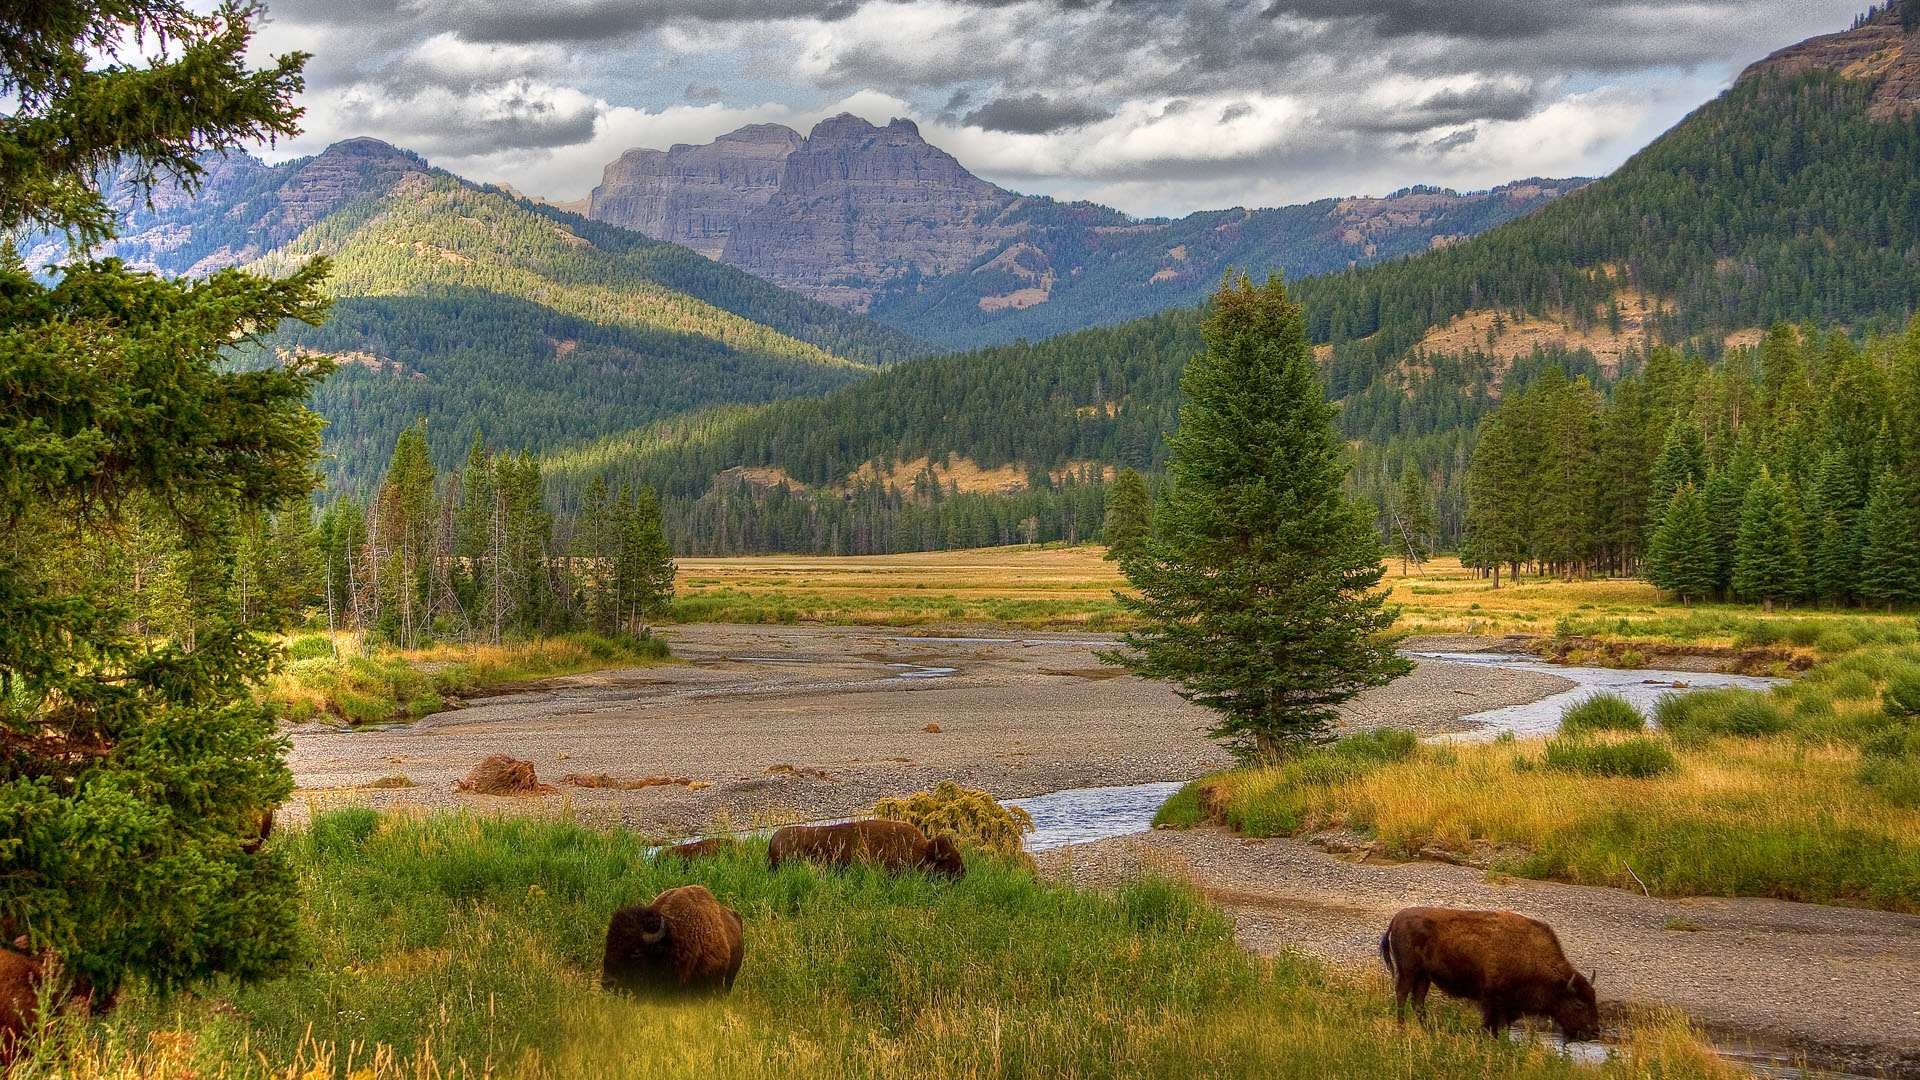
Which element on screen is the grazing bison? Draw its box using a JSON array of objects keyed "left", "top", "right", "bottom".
[
  {"left": 601, "top": 885, "right": 744, "bottom": 996},
  {"left": 0, "top": 948, "right": 39, "bottom": 1061},
  {"left": 660, "top": 837, "right": 737, "bottom": 862},
  {"left": 1380, "top": 907, "right": 1600, "bottom": 1041},
  {"left": 767, "top": 819, "right": 965, "bottom": 878}
]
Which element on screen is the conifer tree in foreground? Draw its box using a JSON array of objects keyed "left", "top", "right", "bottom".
[
  {"left": 0, "top": 0, "right": 320, "bottom": 994},
  {"left": 1108, "top": 275, "right": 1408, "bottom": 760},
  {"left": 1102, "top": 467, "right": 1152, "bottom": 561}
]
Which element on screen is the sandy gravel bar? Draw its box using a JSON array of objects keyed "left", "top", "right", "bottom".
[
  {"left": 284, "top": 623, "right": 1572, "bottom": 834},
  {"left": 1039, "top": 828, "right": 1920, "bottom": 1078}
]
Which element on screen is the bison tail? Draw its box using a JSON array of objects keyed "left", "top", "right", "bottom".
[{"left": 1378, "top": 930, "right": 1395, "bottom": 978}]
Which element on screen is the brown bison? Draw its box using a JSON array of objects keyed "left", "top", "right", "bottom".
[
  {"left": 601, "top": 885, "right": 744, "bottom": 996},
  {"left": 1380, "top": 907, "right": 1600, "bottom": 1041},
  {"left": 659, "top": 837, "right": 738, "bottom": 862},
  {"left": 767, "top": 819, "right": 965, "bottom": 878},
  {"left": 0, "top": 948, "right": 100, "bottom": 1063}
]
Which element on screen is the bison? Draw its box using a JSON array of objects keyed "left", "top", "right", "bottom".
[
  {"left": 1380, "top": 907, "right": 1600, "bottom": 1041},
  {"left": 0, "top": 947, "right": 102, "bottom": 1064},
  {"left": 601, "top": 885, "right": 744, "bottom": 996},
  {"left": 767, "top": 819, "right": 965, "bottom": 878}
]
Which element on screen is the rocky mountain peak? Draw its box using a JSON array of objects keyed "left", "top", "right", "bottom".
[{"left": 1742, "top": 1, "right": 1920, "bottom": 119}]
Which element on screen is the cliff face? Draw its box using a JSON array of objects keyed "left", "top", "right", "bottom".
[
  {"left": 719, "top": 116, "right": 1021, "bottom": 309},
  {"left": 587, "top": 124, "right": 802, "bottom": 259},
  {"left": 1743, "top": 1, "right": 1920, "bottom": 119}
]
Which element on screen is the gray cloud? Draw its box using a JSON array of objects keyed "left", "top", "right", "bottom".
[{"left": 964, "top": 93, "right": 1114, "bottom": 133}]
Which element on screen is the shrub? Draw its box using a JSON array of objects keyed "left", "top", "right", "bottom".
[
  {"left": 1559, "top": 693, "right": 1646, "bottom": 734},
  {"left": 1886, "top": 673, "right": 1920, "bottom": 719},
  {"left": 1654, "top": 689, "right": 1791, "bottom": 745},
  {"left": 1543, "top": 736, "right": 1680, "bottom": 779},
  {"left": 873, "top": 780, "right": 1035, "bottom": 860},
  {"left": 1328, "top": 727, "right": 1418, "bottom": 764},
  {"left": 286, "top": 634, "right": 335, "bottom": 660},
  {"left": 1859, "top": 756, "right": 1920, "bottom": 808}
]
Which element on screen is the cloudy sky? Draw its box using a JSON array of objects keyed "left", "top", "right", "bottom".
[{"left": 250, "top": 0, "right": 1861, "bottom": 217}]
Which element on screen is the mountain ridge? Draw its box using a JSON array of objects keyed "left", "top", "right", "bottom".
[{"left": 584, "top": 113, "right": 1588, "bottom": 347}]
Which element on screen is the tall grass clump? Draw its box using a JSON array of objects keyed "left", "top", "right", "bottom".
[
  {"left": 1653, "top": 689, "right": 1790, "bottom": 745},
  {"left": 1542, "top": 735, "right": 1680, "bottom": 779},
  {"left": 1161, "top": 729, "right": 1417, "bottom": 836},
  {"left": 872, "top": 780, "right": 1035, "bottom": 860},
  {"left": 1557, "top": 694, "right": 1646, "bottom": 734},
  {"left": 11, "top": 811, "right": 1743, "bottom": 1080}
]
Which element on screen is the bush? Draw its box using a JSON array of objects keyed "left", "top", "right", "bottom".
[
  {"left": 286, "top": 634, "right": 335, "bottom": 660},
  {"left": 1542, "top": 736, "right": 1680, "bottom": 779},
  {"left": 1859, "top": 755, "right": 1920, "bottom": 808},
  {"left": 873, "top": 780, "right": 1035, "bottom": 860},
  {"left": 1886, "top": 673, "right": 1920, "bottom": 719},
  {"left": 1559, "top": 693, "right": 1646, "bottom": 734},
  {"left": 1654, "top": 689, "right": 1791, "bottom": 745}
]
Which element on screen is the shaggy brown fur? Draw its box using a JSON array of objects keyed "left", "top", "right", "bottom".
[
  {"left": 455, "top": 754, "right": 553, "bottom": 795},
  {"left": 767, "top": 819, "right": 965, "bottom": 878},
  {"left": 659, "top": 837, "right": 738, "bottom": 862},
  {"left": 242, "top": 809, "right": 274, "bottom": 854},
  {"left": 0, "top": 949, "right": 39, "bottom": 1062},
  {"left": 601, "top": 885, "right": 743, "bottom": 996},
  {"left": 1381, "top": 907, "right": 1600, "bottom": 1041}
]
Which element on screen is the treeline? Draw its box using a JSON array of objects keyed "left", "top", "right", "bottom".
[
  {"left": 312, "top": 426, "right": 676, "bottom": 645},
  {"left": 661, "top": 470, "right": 1113, "bottom": 556},
  {"left": 1461, "top": 321, "right": 1920, "bottom": 607}
]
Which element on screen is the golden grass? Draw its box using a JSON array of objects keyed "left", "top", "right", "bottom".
[
  {"left": 1196, "top": 734, "right": 1920, "bottom": 911},
  {"left": 670, "top": 546, "right": 1913, "bottom": 648}
]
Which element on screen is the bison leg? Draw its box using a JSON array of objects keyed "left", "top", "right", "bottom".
[
  {"left": 1392, "top": 970, "right": 1427, "bottom": 1025},
  {"left": 1480, "top": 1003, "right": 1510, "bottom": 1037}
]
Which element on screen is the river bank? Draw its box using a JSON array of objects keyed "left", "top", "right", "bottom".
[{"left": 1037, "top": 827, "right": 1920, "bottom": 1078}]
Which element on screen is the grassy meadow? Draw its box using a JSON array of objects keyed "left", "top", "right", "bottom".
[
  {"left": 13, "top": 811, "right": 1744, "bottom": 1080},
  {"left": 670, "top": 548, "right": 1917, "bottom": 659},
  {"left": 267, "top": 631, "right": 671, "bottom": 726},
  {"left": 1158, "top": 641, "right": 1920, "bottom": 912}
]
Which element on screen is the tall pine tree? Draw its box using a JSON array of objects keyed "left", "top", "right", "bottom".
[{"left": 1109, "top": 276, "right": 1407, "bottom": 760}]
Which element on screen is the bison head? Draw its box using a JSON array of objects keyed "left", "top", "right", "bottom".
[
  {"left": 923, "top": 835, "right": 966, "bottom": 878},
  {"left": 1551, "top": 970, "right": 1600, "bottom": 1042}
]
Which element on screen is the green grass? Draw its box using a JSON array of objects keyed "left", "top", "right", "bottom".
[
  {"left": 14, "top": 812, "right": 1740, "bottom": 1079},
  {"left": 1541, "top": 735, "right": 1679, "bottom": 779},
  {"left": 1558, "top": 694, "right": 1646, "bottom": 735},
  {"left": 269, "top": 631, "right": 670, "bottom": 725}
]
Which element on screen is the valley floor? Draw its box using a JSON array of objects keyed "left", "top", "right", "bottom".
[{"left": 286, "top": 623, "right": 1568, "bottom": 835}]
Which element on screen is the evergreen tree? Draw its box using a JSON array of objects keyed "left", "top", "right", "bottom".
[
  {"left": 1386, "top": 467, "right": 1436, "bottom": 573},
  {"left": 1646, "top": 483, "right": 1719, "bottom": 603},
  {"left": 1647, "top": 417, "right": 1707, "bottom": 529},
  {"left": 1101, "top": 467, "right": 1152, "bottom": 560},
  {"left": 611, "top": 485, "right": 676, "bottom": 633},
  {"left": 1108, "top": 276, "right": 1408, "bottom": 760},
  {"left": 1733, "top": 468, "right": 1806, "bottom": 611},
  {"left": 1858, "top": 467, "right": 1920, "bottom": 609},
  {"left": 1808, "top": 447, "right": 1866, "bottom": 604},
  {"left": 0, "top": 0, "right": 318, "bottom": 995}
]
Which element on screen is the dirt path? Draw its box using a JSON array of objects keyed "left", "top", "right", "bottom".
[
  {"left": 285, "top": 623, "right": 1570, "bottom": 834},
  {"left": 1040, "top": 828, "right": 1920, "bottom": 1078}
]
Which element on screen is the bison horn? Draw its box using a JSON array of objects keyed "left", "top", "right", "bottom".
[{"left": 1589, "top": 968, "right": 1598, "bottom": 987}]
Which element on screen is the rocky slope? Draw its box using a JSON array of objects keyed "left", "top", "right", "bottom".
[
  {"left": 1743, "top": 0, "right": 1920, "bottom": 119},
  {"left": 584, "top": 114, "right": 1581, "bottom": 346}
]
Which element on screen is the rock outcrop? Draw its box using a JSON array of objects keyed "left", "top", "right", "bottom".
[
  {"left": 720, "top": 116, "right": 1021, "bottom": 310},
  {"left": 587, "top": 124, "right": 803, "bottom": 259},
  {"left": 1743, "top": 1, "right": 1920, "bottom": 120}
]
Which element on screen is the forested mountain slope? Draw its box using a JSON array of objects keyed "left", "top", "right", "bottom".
[
  {"left": 549, "top": 5, "right": 1920, "bottom": 554},
  {"left": 23, "top": 138, "right": 929, "bottom": 489}
]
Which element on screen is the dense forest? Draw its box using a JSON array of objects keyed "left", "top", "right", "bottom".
[{"left": 1459, "top": 322, "right": 1920, "bottom": 607}]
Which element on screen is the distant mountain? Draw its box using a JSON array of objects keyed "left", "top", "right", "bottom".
[
  {"left": 583, "top": 115, "right": 1586, "bottom": 348},
  {"left": 28, "top": 139, "right": 929, "bottom": 489},
  {"left": 555, "top": 5, "right": 1920, "bottom": 555}
]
